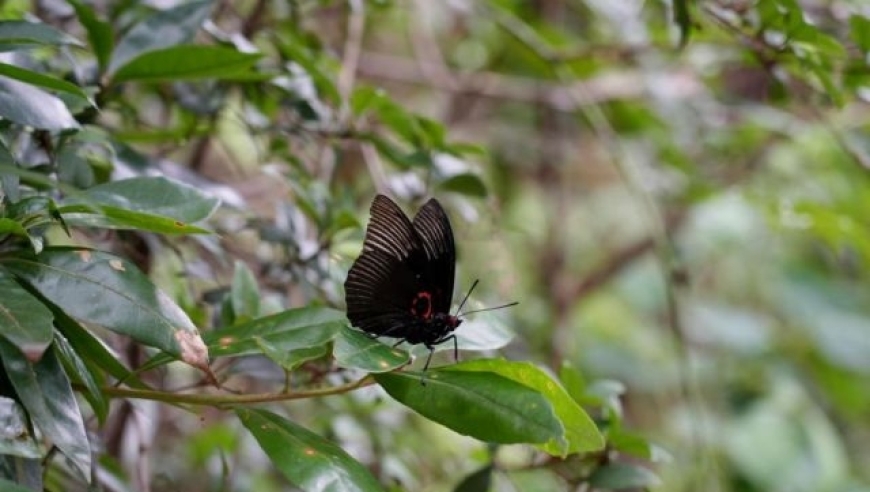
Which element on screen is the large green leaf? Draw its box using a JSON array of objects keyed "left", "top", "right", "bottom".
[
  {"left": 112, "top": 46, "right": 261, "bottom": 83},
  {"left": 375, "top": 369, "right": 563, "bottom": 444},
  {"left": 64, "top": 176, "right": 220, "bottom": 227},
  {"left": 51, "top": 306, "right": 146, "bottom": 390},
  {"left": 437, "top": 173, "right": 487, "bottom": 198},
  {"left": 0, "top": 271, "right": 53, "bottom": 360},
  {"left": 108, "top": 0, "right": 214, "bottom": 74},
  {"left": 333, "top": 326, "right": 410, "bottom": 373},
  {"left": 67, "top": 0, "right": 114, "bottom": 72},
  {"left": 230, "top": 260, "right": 260, "bottom": 322},
  {"left": 0, "top": 63, "right": 92, "bottom": 104},
  {"left": 52, "top": 331, "right": 109, "bottom": 423},
  {"left": 2, "top": 248, "right": 209, "bottom": 371},
  {"left": 205, "top": 306, "right": 346, "bottom": 357},
  {"left": 446, "top": 359, "right": 604, "bottom": 456},
  {"left": 0, "top": 76, "right": 78, "bottom": 131},
  {"left": 0, "top": 20, "right": 82, "bottom": 51},
  {"left": 58, "top": 203, "right": 212, "bottom": 234},
  {"left": 0, "top": 339, "right": 90, "bottom": 481},
  {"left": 238, "top": 408, "right": 384, "bottom": 492}
]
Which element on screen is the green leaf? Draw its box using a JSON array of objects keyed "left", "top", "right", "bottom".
[
  {"left": 333, "top": 326, "right": 410, "bottom": 373},
  {"left": 61, "top": 176, "right": 220, "bottom": 231},
  {"left": 67, "top": 0, "right": 114, "bottom": 72},
  {"left": 0, "top": 20, "right": 83, "bottom": 51},
  {"left": 438, "top": 173, "right": 488, "bottom": 198},
  {"left": 238, "top": 408, "right": 384, "bottom": 492},
  {"left": 0, "top": 477, "right": 44, "bottom": 492},
  {"left": 108, "top": 0, "right": 215, "bottom": 74},
  {"left": 274, "top": 32, "right": 341, "bottom": 104},
  {"left": 51, "top": 307, "right": 146, "bottom": 390},
  {"left": 589, "top": 463, "right": 661, "bottom": 489},
  {"left": 205, "top": 306, "right": 346, "bottom": 357},
  {"left": 0, "top": 218, "right": 29, "bottom": 239},
  {"left": 0, "top": 63, "right": 92, "bottom": 104},
  {"left": 0, "top": 76, "right": 78, "bottom": 131},
  {"left": 375, "top": 369, "right": 563, "bottom": 444},
  {"left": 0, "top": 397, "right": 41, "bottom": 459},
  {"left": 0, "top": 338, "right": 91, "bottom": 481},
  {"left": 850, "top": 15, "right": 870, "bottom": 54},
  {"left": 672, "top": 0, "right": 692, "bottom": 47},
  {"left": 0, "top": 271, "right": 53, "bottom": 360},
  {"left": 58, "top": 203, "right": 212, "bottom": 234},
  {"left": 52, "top": 331, "right": 109, "bottom": 424},
  {"left": 111, "top": 46, "right": 262, "bottom": 83},
  {"left": 256, "top": 338, "right": 329, "bottom": 371},
  {"left": 608, "top": 428, "right": 655, "bottom": 459},
  {"left": 453, "top": 465, "right": 493, "bottom": 492},
  {"left": 230, "top": 261, "right": 260, "bottom": 321},
  {"left": 2, "top": 247, "right": 209, "bottom": 371},
  {"left": 446, "top": 359, "right": 604, "bottom": 456}
]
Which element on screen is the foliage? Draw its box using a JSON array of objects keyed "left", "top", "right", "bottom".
[{"left": 0, "top": 0, "right": 868, "bottom": 491}]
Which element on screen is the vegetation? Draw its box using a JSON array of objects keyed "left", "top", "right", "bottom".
[{"left": 1, "top": 0, "right": 869, "bottom": 491}]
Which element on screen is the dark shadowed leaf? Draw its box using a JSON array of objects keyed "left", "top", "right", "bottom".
[
  {"left": 0, "top": 272, "right": 53, "bottom": 360},
  {"left": 0, "top": 339, "right": 90, "bottom": 481},
  {"left": 453, "top": 464, "right": 493, "bottom": 492},
  {"left": 52, "top": 332, "right": 109, "bottom": 423},
  {"left": 0, "top": 477, "right": 43, "bottom": 492},
  {"left": 0, "top": 397, "right": 40, "bottom": 459},
  {"left": 589, "top": 463, "right": 661, "bottom": 489},
  {"left": 238, "top": 408, "right": 384, "bottom": 492},
  {"left": 375, "top": 369, "right": 562, "bottom": 444}
]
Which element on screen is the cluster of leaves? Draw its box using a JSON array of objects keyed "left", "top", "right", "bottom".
[
  {"left": 0, "top": 1, "right": 660, "bottom": 491},
  {"left": 2, "top": 0, "right": 869, "bottom": 491}
]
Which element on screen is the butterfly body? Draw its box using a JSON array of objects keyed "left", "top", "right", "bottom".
[{"left": 345, "top": 195, "right": 460, "bottom": 367}]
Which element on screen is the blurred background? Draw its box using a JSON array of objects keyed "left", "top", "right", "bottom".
[{"left": 6, "top": 0, "right": 870, "bottom": 490}]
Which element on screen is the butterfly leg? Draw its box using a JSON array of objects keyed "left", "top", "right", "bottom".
[{"left": 419, "top": 346, "right": 437, "bottom": 385}]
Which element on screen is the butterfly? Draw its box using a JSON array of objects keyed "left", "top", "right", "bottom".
[{"left": 345, "top": 194, "right": 515, "bottom": 375}]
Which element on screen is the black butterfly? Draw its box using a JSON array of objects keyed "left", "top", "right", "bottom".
[{"left": 344, "top": 194, "right": 466, "bottom": 373}]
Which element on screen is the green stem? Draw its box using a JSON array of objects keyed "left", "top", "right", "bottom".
[{"left": 81, "top": 375, "right": 376, "bottom": 407}]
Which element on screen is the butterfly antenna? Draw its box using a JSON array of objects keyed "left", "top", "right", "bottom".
[
  {"left": 454, "top": 279, "right": 480, "bottom": 315},
  {"left": 459, "top": 301, "right": 519, "bottom": 317}
]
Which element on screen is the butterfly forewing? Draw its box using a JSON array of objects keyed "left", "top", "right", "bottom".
[
  {"left": 362, "top": 195, "right": 420, "bottom": 258},
  {"left": 411, "top": 199, "right": 456, "bottom": 314}
]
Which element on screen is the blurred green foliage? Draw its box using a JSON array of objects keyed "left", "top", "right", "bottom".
[{"left": 0, "top": 0, "right": 869, "bottom": 491}]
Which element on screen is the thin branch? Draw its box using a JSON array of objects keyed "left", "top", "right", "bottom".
[{"left": 83, "top": 375, "right": 376, "bottom": 406}]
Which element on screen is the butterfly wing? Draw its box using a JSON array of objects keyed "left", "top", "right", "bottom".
[
  {"left": 344, "top": 195, "right": 456, "bottom": 340},
  {"left": 411, "top": 198, "right": 456, "bottom": 315}
]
